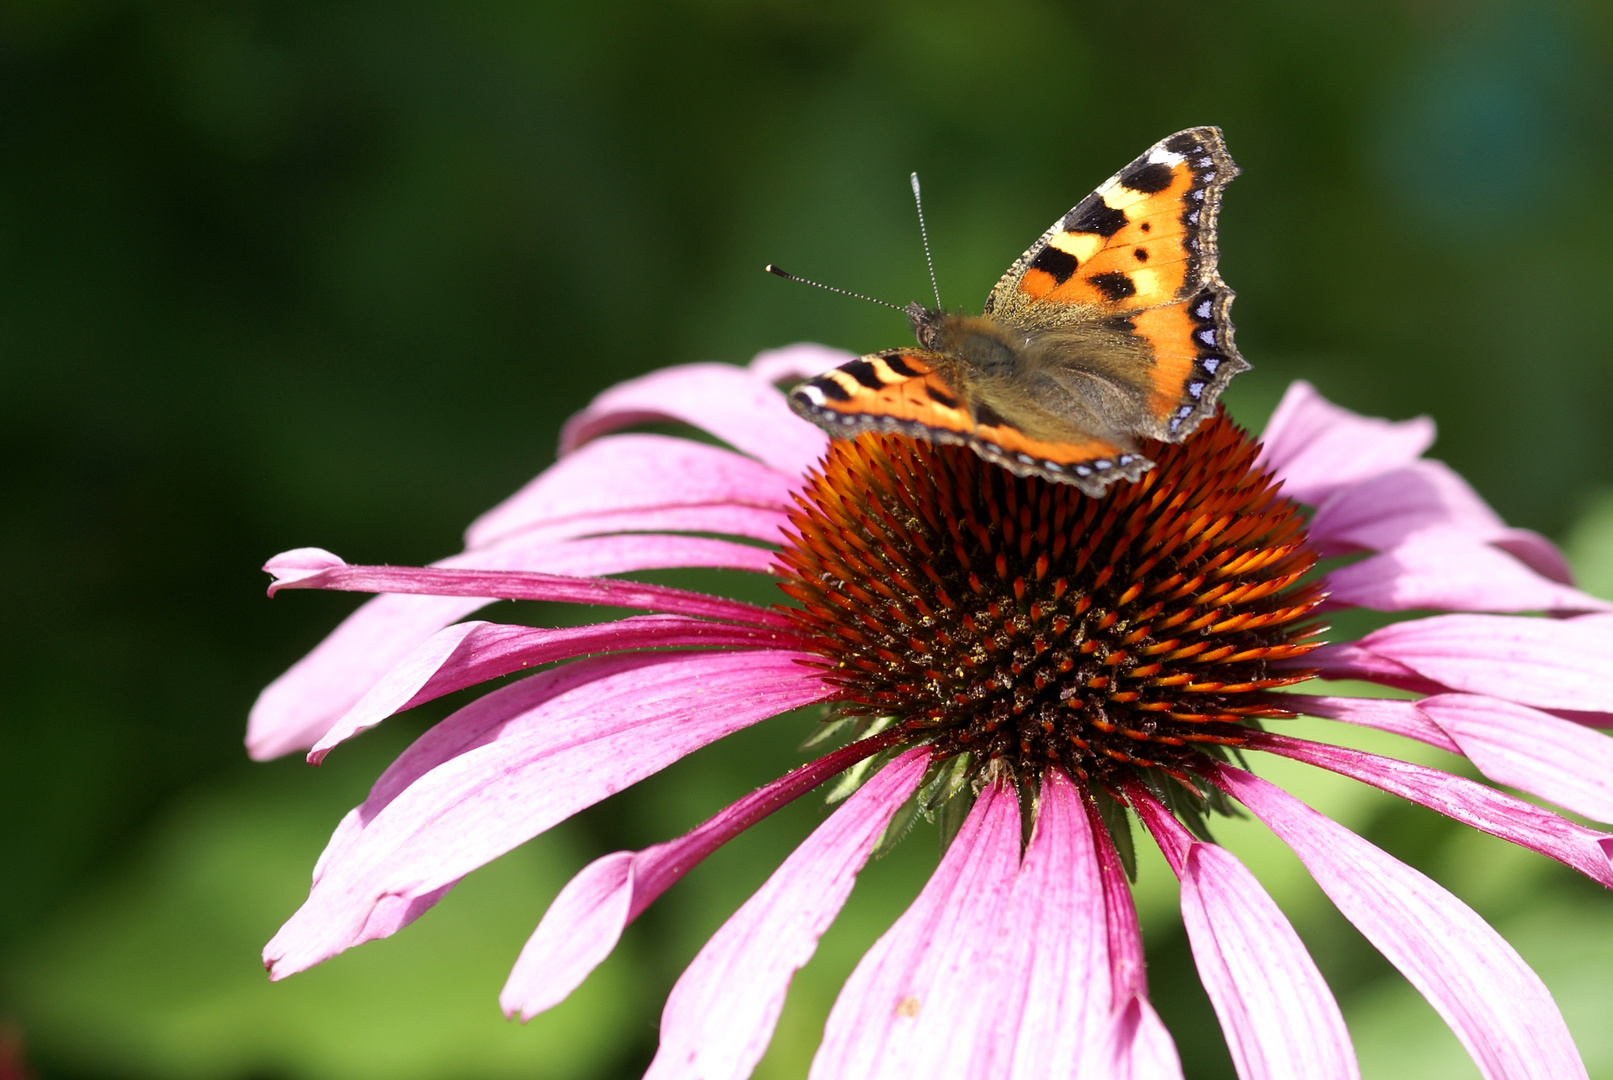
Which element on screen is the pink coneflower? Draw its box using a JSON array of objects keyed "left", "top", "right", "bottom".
[{"left": 252, "top": 344, "right": 1613, "bottom": 1079}]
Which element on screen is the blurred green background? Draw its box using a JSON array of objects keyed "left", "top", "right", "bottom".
[{"left": 4, "top": 1, "right": 1613, "bottom": 1077}]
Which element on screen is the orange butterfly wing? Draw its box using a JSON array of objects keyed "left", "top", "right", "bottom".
[
  {"left": 986, "top": 127, "right": 1248, "bottom": 440},
  {"left": 788, "top": 351, "right": 1147, "bottom": 492}
]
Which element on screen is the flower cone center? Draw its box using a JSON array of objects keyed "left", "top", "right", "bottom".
[{"left": 774, "top": 411, "right": 1325, "bottom": 787}]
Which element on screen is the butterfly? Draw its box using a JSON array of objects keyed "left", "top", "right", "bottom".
[{"left": 786, "top": 126, "right": 1248, "bottom": 496}]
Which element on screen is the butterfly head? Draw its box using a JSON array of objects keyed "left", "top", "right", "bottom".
[{"left": 904, "top": 301, "right": 946, "bottom": 350}]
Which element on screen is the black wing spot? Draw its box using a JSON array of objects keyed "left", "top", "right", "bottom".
[
  {"left": 883, "top": 353, "right": 920, "bottom": 377},
  {"left": 807, "top": 378, "right": 851, "bottom": 403},
  {"left": 1120, "top": 161, "right": 1174, "bottom": 194},
  {"left": 926, "top": 384, "right": 960, "bottom": 410},
  {"left": 841, "top": 359, "right": 884, "bottom": 390},
  {"left": 1089, "top": 272, "right": 1137, "bottom": 302},
  {"left": 1140, "top": 222, "right": 1151, "bottom": 233},
  {"left": 1165, "top": 132, "right": 1203, "bottom": 155},
  {"left": 1029, "top": 245, "right": 1079, "bottom": 284},
  {"left": 1133, "top": 247, "right": 1149, "bottom": 262},
  {"left": 1065, "top": 202, "right": 1127, "bottom": 238}
]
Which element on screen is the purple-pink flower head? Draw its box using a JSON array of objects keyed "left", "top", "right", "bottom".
[{"left": 252, "top": 347, "right": 1613, "bottom": 1080}]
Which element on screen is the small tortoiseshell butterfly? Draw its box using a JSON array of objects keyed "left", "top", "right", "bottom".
[{"left": 787, "top": 126, "right": 1247, "bottom": 496}]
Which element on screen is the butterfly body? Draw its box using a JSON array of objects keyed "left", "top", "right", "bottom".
[{"left": 789, "top": 127, "right": 1249, "bottom": 496}]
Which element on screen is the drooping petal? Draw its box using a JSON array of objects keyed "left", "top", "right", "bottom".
[
  {"left": 1295, "top": 643, "right": 1436, "bottom": 693},
  {"left": 809, "top": 782, "right": 1024, "bottom": 1080},
  {"left": 1088, "top": 797, "right": 1148, "bottom": 1004},
  {"left": 1085, "top": 797, "right": 1184, "bottom": 1079},
  {"left": 748, "top": 342, "right": 855, "bottom": 385},
  {"left": 338, "top": 654, "right": 670, "bottom": 840},
  {"left": 310, "top": 616, "right": 804, "bottom": 762},
  {"left": 1315, "top": 614, "right": 1613, "bottom": 712},
  {"left": 249, "top": 532, "right": 794, "bottom": 760},
  {"left": 1256, "top": 381, "right": 1434, "bottom": 506},
  {"left": 1417, "top": 694, "right": 1613, "bottom": 823},
  {"left": 263, "top": 650, "right": 830, "bottom": 978},
  {"left": 1304, "top": 462, "right": 1577, "bottom": 584},
  {"left": 981, "top": 770, "right": 1111, "bottom": 1080},
  {"left": 262, "top": 550, "right": 792, "bottom": 625},
  {"left": 1490, "top": 529, "right": 1577, "bottom": 586},
  {"left": 1216, "top": 766, "right": 1588, "bottom": 1080},
  {"left": 1102, "top": 997, "right": 1186, "bottom": 1080},
  {"left": 1323, "top": 530, "right": 1610, "bottom": 614},
  {"left": 1133, "top": 786, "right": 1359, "bottom": 1080},
  {"left": 1246, "top": 731, "right": 1613, "bottom": 887},
  {"left": 501, "top": 731, "right": 907, "bottom": 1022},
  {"left": 1302, "top": 693, "right": 1613, "bottom": 823},
  {"left": 463, "top": 433, "right": 798, "bottom": 550},
  {"left": 1308, "top": 460, "right": 1501, "bottom": 551},
  {"left": 644, "top": 748, "right": 928, "bottom": 1080},
  {"left": 557, "top": 362, "right": 829, "bottom": 477},
  {"left": 1291, "top": 694, "right": 1459, "bottom": 752}
]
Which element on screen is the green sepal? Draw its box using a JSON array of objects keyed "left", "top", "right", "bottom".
[
  {"left": 799, "top": 710, "right": 857, "bottom": 751},
  {"left": 821, "top": 717, "right": 899, "bottom": 804},
  {"left": 1092, "top": 786, "right": 1138, "bottom": 883},
  {"left": 871, "top": 793, "right": 924, "bottom": 859},
  {"left": 934, "top": 779, "right": 977, "bottom": 856}
]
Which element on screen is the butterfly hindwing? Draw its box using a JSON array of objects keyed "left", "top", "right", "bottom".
[
  {"left": 1122, "top": 282, "right": 1248, "bottom": 440},
  {"left": 788, "top": 351, "right": 1148, "bottom": 494}
]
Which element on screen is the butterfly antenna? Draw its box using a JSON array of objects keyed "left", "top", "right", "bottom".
[
  {"left": 763, "top": 265, "right": 905, "bottom": 312},
  {"left": 910, "top": 172, "right": 942, "bottom": 310}
]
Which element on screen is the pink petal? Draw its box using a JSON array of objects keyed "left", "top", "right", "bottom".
[
  {"left": 1347, "top": 614, "right": 1613, "bottom": 712},
  {"left": 1256, "top": 381, "right": 1435, "bottom": 506},
  {"left": 748, "top": 342, "right": 856, "bottom": 385},
  {"left": 644, "top": 748, "right": 928, "bottom": 1080},
  {"left": 1295, "top": 643, "right": 1443, "bottom": 694},
  {"left": 1134, "top": 786, "right": 1359, "bottom": 1080},
  {"left": 809, "top": 782, "right": 1024, "bottom": 1080},
  {"left": 558, "top": 363, "right": 829, "bottom": 478},
  {"left": 263, "top": 650, "right": 829, "bottom": 978},
  {"left": 308, "top": 656, "right": 694, "bottom": 933},
  {"left": 1248, "top": 730, "right": 1613, "bottom": 887},
  {"left": 341, "top": 654, "right": 670, "bottom": 838},
  {"left": 310, "top": 616, "right": 804, "bottom": 763},
  {"left": 1324, "top": 530, "right": 1610, "bottom": 614},
  {"left": 1077, "top": 795, "right": 1185, "bottom": 1079},
  {"left": 1418, "top": 694, "right": 1613, "bottom": 823},
  {"left": 1301, "top": 693, "right": 1613, "bottom": 823},
  {"left": 1088, "top": 796, "right": 1149, "bottom": 1004},
  {"left": 1216, "top": 766, "right": 1588, "bottom": 1080},
  {"left": 463, "top": 434, "right": 798, "bottom": 550},
  {"left": 1308, "top": 460, "right": 1503, "bottom": 553},
  {"left": 1102, "top": 996, "right": 1186, "bottom": 1080},
  {"left": 251, "top": 592, "right": 491, "bottom": 760},
  {"left": 501, "top": 731, "right": 908, "bottom": 1022},
  {"left": 263, "top": 550, "right": 788, "bottom": 624},
  {"left": 249, "top": 533, "right": 793, "bottom": 760},
  {"left": 1491, "top": 530, "right": 1577, "bottom": 586},
  {"left": 1289, "top": 695, "right": 1460, "bottom": 752},
  {"left": 983, "top": 770, "right": 1112, "bottom": 1080}
]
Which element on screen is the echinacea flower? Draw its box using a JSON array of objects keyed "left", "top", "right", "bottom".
[{"left": 252, "top": 344, "right": 1613, "bottom": 1079}]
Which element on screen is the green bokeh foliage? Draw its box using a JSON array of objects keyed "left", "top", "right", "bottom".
[{"left": 3, "top": 1, "right": 1612, "bottom": 1078}]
